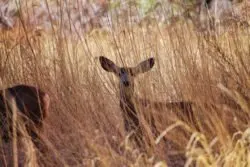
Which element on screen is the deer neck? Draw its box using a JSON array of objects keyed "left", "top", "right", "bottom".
[
  {"left": 119, "top": 84, "right": 137, "bottom": 114},
  {"left": 119, "top": 85, "right": 140, "bottom": 132},
  {"left": 120, "top": 86, "right": 134, "bottom": 104}
]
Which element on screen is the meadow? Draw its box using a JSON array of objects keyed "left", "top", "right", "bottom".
[{"left": 0, "top": 0, "right": 250, "bottom": 166}]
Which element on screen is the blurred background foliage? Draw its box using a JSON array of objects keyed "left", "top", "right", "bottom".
[{"left": 0, "top": 0, "right": 248, "bottom": 35}]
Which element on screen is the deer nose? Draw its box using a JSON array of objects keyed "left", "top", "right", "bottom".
[
  {"left": 123, "top": 81, "right": 130, "bottom": 87},
  {"left": 121, "top": 74, "right": 130, "bottom": 86}
]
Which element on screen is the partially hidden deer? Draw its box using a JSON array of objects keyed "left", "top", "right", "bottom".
[
  {"left": 99, "top": 56, "right": 194, "bottom": 147},
  {"left": 0, "top": 84, "right": 50, "bottom": 150}
]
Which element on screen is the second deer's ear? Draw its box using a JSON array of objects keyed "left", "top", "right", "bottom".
[
  {"left": 133, "top": 57, "right": 155, "bottom": 75},
  {"left": 99, "top": 56, "right": 119, "bottom": 74}
]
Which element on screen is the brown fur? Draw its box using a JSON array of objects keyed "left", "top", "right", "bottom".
[
  {"left": 99, "top": 56, "right": 194, "bottom": 147},
  {"left": 0, "top": 84, "right": 50, "bottom": 150}
]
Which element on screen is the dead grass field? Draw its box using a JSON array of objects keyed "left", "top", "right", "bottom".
[{"left": 0, "top": 8, "right": 250, "bottom": 166}]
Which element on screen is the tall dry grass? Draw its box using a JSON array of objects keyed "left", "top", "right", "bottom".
[{"left": 0, "top": 3, "right": 249, "bottom": 167}]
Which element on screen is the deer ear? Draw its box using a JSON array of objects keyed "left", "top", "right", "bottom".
[
  {"left": 99, "top": 56, "right": 119, "bottom": 74},
  {"left": 133, "top": 57, "right": 155, "bottom": 75}
]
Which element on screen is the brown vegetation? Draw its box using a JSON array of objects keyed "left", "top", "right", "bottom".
[{"left": 0, "top": 0, "right": 249, "bottom": 166}]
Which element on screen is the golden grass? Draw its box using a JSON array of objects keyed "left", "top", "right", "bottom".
[{"left": 0, "top": 12, "right": 249, "bottom": 167}]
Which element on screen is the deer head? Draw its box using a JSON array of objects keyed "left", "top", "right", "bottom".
[{"left": 99, "top": 56, "right": 155, "bottom": 98}]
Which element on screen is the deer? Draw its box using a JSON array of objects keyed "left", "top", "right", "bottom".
[
  {"left": 0, "top": 84, "right": 50, "bottom": 151},
  {"left": 99, "top": 56, "right": 194, "bottom": 147}
]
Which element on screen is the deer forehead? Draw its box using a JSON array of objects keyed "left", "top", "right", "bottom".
[{"left": 119, "top": 68, "right": 135, "bottom": 76}]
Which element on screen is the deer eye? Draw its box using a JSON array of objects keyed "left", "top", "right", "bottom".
[
  {"left": 131, "top": 71, "right": 136, "bottom": 76},
  {"left": 118, "top": 70, "right": 124, "bottom": 77}
]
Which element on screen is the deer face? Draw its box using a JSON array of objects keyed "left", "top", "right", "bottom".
[
  {"left": 119, "top": 67, "right": 135, "bottom": 87},
  {"left": 99, "top": 56, "right": 155, "bottom": 98}
]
